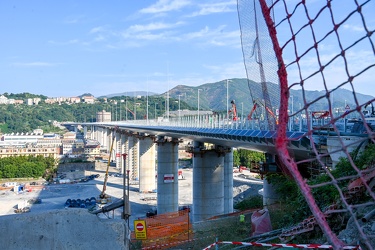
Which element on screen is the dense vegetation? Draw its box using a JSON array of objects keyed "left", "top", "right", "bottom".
[
  {"left": 235, "top": 143, "right": 375, "bottom": 232},
  {"left": 0, "top": 93, "right": 191, "bottom": 133},
  {"left": 233, "top": 149, "right": 265, "bottom": 169},
  {"left": 0, "top": 155, "right": 56, "bottom": 179}
]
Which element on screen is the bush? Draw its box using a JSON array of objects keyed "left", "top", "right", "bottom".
[{"left": 234, "top": 195, "right": 263, "bottom": 210}]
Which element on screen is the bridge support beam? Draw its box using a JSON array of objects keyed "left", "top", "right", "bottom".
[
  {"left": 224, "top": 149, "right": 234, "bottom": 214},
  {"left": 139, "top": 137, "right": 156, "bottom": 192},
  {"left": 192, "top": 141, "right": 225, "bottom": 222},
  {"left": 156, "top": 137, "right": 179, "bottom": 214}
]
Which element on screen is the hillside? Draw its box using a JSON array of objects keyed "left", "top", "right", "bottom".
[{"left": 165, "top": 78, "right": 374, "bottom": 114}]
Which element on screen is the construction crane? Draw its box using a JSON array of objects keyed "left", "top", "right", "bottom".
[
  {"left": 126, "top": 108, "right": 135, "bottom": 119},
  {"left": 228, "top": 100, "right": 238, "bottom": 121},
  {"left": 98, "top": 126, "right": 118, "bottom": 204},
  {"left": 247, "top": 99, "right": 278, "bottom": 125}
]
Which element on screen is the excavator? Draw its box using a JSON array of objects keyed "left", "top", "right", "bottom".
[{"left": 97, "top": 126, "right": 118, "bottom": 204}]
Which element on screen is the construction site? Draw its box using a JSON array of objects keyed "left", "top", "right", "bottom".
[{"left": 0, "top": 161, "right": 264, "bottom": 249}]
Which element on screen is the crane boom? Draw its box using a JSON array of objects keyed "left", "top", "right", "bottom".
[
  {"left": 247, "top": 99, "right": 278, "bottom": 125},
  {"left": 100, "top": 127, "right": 118, "bottom": 200},
  {"left": 228, "top": 100, "right": 238, "bottom": 121}
]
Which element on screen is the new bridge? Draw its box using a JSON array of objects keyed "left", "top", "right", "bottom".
[{"left": 66, "top": 114, "right": 358, "bottom": 222}]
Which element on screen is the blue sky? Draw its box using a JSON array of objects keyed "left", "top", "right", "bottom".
[
  {"left": 1, "top": 0, "right": 244, "bottom": 97},
  {"left": 1, "top": 0, "right": 374, "bottom": 98}
]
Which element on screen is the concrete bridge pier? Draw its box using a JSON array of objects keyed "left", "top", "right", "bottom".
[
  {"left": 115, "top": 132, "right": 122, "bottom": 171},
  {"left": 139, "top": 136, "right": 156, "bottom": 192},
  {"left": 128, "top": 136, "right": 139, "bottom": 181},
  {"left": 120, "top": 133, "right": 128, "bottom": 175},
  {"left": 90, "top": 125, "right": 94, "bottom": 140},
  {"left": 97, "top": 127, "right": 103, "bottom": 146},
  {"left": 263, "top": 153, "right": 279, "bottom": 206},
  {"left": 224, "top": 149, "right": 234, "bottom": 214},
  {"left": 192, "top": 141, "right": 225, "bottom": 222},
  {"left": 156, "top": 136, "right": 179, "bottom": 214},
  {"left": 104, "top": 128, "right": 110, "bottom": 151},
  {"left": 83, "top": 126, "right": 87, "bottom": 139}
]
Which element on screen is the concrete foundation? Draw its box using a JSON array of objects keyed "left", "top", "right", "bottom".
[
  {"left": 157, "top": 137, "right": 179, "bottom": 214},
  {"left": 0, "top": 209, "right": 127, "bottom": 250},
  {"left": 139, "top": 137, "right": 156, "bottom": 192}
]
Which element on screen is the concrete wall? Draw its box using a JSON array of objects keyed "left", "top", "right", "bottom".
[
  {"left": 0, "top": 209, "right": 126, "bottom": 250},
  {"left": 57, "top": 162, "right": 103, "bottom": 173}
]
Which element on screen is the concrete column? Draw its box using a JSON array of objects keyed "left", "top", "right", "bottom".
[
  {"left": 157, "top": 137, "right": 179, "bottom": 214},
  {"left": 139, "top": 137, "right": 156, "bottom": 192},
  {"left": 91, "top": 126, "right": 95, "bottom": 140},
  {"left": 74, "top": 126, "right": 78, "bottom": 133},
  {"left": 224, "top": 149, "right": 234, "bottom": 214},
  {"left": 120, "top": 134, "right": 128, "bottom": 174},
  {"left": 83, "top": 126, "right": 87, "bottom": 139},
  {"left": 263, "top": 153, "right": 279, "bottom": 206},
  {"left": 106, "top": 129, "right": 112, "bottom": 153},
  {"left": 115, "top": 132, "right": 121, "bottom": 171},
  {"left": 99, "top": 128, "right": 104, "bottom": 146},
  {"left": 128, "top": 136, "right": 139, "bottom": 181},
  {"left": 193, "top": 141, "right": 225, "bottom": 222}
]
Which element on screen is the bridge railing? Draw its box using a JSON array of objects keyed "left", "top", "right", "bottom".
[{"left": 111, "top": 114, "right": 316, "bottom": 132}]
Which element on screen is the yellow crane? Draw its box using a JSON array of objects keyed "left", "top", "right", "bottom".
[{"left": 98, "top": 127, "right": 117, "bottom": 204}]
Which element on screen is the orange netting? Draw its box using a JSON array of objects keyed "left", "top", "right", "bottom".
[
  {"left": 131, "top": 210, "right": 193, "bottom": 249},
  {"left": 238, "top": 0, "right": 374, "bottom": 248}
]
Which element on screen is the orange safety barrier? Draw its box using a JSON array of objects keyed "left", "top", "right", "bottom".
[{"left": 131, "top": 210, "right": 193, "bottom": 249}]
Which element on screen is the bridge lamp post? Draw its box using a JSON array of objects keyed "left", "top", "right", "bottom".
[
  {"left": 241, "top": 102, "right": 243, "bottom": 121},
  {"left": 198, "top": 89, "right": 202, "bottom": 126},
  {"left": 154, "top": 103, "right": 157, "bottom": 120},
  {"left": 125, "top": 95, "right": 128, "bottom": 121},
  {"left": 178, "top": 94, "right": 183, "bottom": 123},
  {"left": 146, "top": 91, "right": 149, "bottom": 124},
  {"left": 226, "top": 79, "right": 232, "bottom": 123}
]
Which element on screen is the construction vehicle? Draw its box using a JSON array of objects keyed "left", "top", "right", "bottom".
[
  {"left": 247, "top": 99, "right": 278, "bottom": 125},
  {"left": 228, "top": 100, "right": 238, "bottom": 121},
  {"left": 98, "top": 127, "right": 118, "bottom": 204}
]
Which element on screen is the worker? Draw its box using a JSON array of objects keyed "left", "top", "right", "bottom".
[{"left": 239, "top": 214, "right": 245, "bottom": 223}]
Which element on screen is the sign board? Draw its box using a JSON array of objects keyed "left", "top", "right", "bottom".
[
  {"left": 116, "top": 153, "right": 121, "bottom": 158},
  {"left": 163, "top": 174, "right": 174, "bottom": 183},
  {"left": 345, "top": 104, "right": 350, "bottom": 110},
  {"left": 134, "top": 220, "right": 147, "bottom": 240}
]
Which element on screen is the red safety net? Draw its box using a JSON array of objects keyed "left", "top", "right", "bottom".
[{"left": 238, "top": 0, "right": 374, "bottom": 249}]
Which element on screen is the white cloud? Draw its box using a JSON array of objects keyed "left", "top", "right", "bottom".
[
  {"left": 189, "top": 1, "right": 236, "bottom": 17},
  {"left": 10, "top": 62, "right": 56, "bottom": 67},
  {"left": 90, "top": 26, "right": 107, "bottom": 34},
  {"left": 342, "top": 24, "right": 365, "bottom": 32},
  {"left": 128, "top": 21, "right": 184, "bottom": 32},
  {"left": 63, "top": 15, "right": 86, "bottom": 24},
  {"left": 48, "top": 39, "right": 80, "bottom": 45},
  {"left": 140, "top": 0, "right": 191, "bottom": 14}
]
